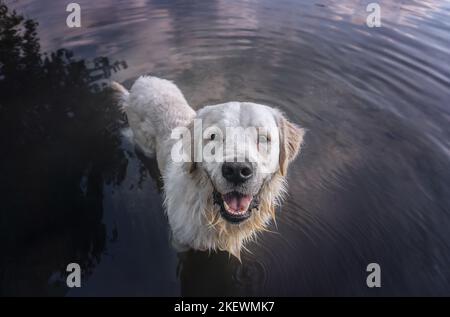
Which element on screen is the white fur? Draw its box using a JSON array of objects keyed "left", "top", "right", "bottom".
[{"left": 112, "top": 76, "right": 304, "bottom": 258}]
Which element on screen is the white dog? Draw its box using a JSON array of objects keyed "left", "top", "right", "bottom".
[{"left": 112, "top": 76, "right": 305, "bottom": 258}]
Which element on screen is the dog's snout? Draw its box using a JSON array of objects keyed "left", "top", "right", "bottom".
[{"left": 221, "top": 162, "right": 253, "bottom": 184}]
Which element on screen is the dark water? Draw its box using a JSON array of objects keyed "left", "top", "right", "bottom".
[{"left": 1, "top": 0, "right": 450, "bottom": 296}]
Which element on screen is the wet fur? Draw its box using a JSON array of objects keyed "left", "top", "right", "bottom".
[{"left": 112, "top": 76, "right": 304, "bottom": 259}]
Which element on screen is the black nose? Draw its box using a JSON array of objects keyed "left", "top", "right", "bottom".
[{"left": 221, "top": 162, "right": 253, "bottom": 184}]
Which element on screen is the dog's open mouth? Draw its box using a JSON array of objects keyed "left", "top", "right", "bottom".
[{"left": 213, "top": 190, "right": 259, "bottom": 224}]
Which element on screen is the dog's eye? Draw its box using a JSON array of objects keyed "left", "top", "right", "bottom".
[{"left": 210, "top": 133, "right": 216, "bottom": 140}]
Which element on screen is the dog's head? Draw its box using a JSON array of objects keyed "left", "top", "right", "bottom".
[{"left": 176, "top": 102, "right": 305, "bottom": 258}]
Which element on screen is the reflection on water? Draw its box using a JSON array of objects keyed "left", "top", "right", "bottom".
[
  {"left": 1, "top": 0, "right": 450, "bottom": 295},
  {"left": 0, "top": 3, "right": 128, "bottom": 295}
]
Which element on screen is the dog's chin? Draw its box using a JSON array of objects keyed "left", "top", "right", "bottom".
[{"left": 213, "top": 189, "right": 259, "bottom": 224}]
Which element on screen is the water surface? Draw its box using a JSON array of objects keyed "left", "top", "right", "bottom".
[{"left": 1, "top": 0, "right": 450, "bottom": 296}]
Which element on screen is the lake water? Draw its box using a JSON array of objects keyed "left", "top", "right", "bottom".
[{"left": 1, "top": 0, "right": 450, "bottom": 296}]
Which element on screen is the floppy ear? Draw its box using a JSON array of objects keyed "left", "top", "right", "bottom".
[{"left": 278, "top": 115, "right": 305, "bottom": 176}]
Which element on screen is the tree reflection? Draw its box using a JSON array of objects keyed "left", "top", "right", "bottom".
[{"left": 0, "top": 3, "right": 127, "bottom": 295}]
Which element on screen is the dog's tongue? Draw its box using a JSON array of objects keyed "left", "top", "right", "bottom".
[{"left": 223, "top": 193, "right": 252, "bottom": 213}]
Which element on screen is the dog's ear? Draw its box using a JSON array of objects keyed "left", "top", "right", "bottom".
[{"left": 278, "top": 114, "right": 305, "bottom": 176}]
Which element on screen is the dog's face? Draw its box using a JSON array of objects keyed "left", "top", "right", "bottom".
[
  {"left": 183, "top": 102, "right": 305, "bottom": 256},
  {"left": 192, "top": 102, "right": 283, "bottom": 223}
]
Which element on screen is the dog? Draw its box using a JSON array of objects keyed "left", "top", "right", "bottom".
[{"left": 112, "top": 76, "right": 305, "bottom": 258}]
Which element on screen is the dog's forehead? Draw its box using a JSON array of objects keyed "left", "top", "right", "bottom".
[{"left": 198, "top": 102, "right": 278, "bottom": 127}]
